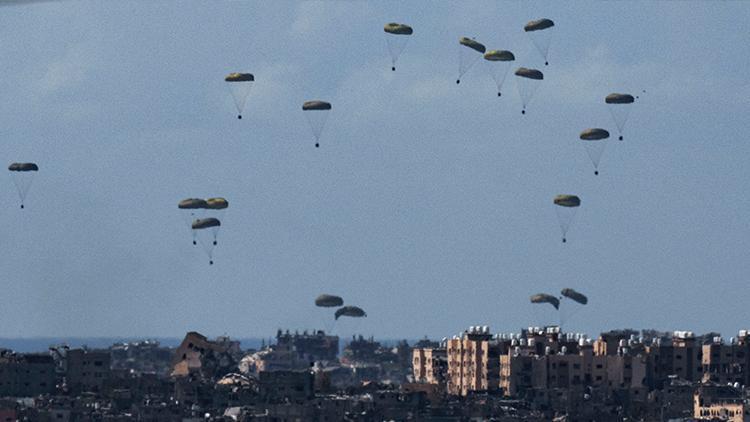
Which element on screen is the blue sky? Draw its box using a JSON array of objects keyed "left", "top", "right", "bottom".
[{"left": 0, "top": 1, "right": 748, "bottom": 340}]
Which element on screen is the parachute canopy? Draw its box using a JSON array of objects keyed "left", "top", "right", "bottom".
[
  {"left": 178, "top": 198, "right": 208, "bottom": 210},
  {"left": 553, "top": 195, "right": 581, "bottom": 208},
  {"left": 384, "top": 23, "right": 413, "bottom": 35},
  {"left": 530, "top": 293, "right": 560, "bottom": 310},
  {"left": 484, "top": 50, "right": 515, "bottom": 62},
  {"left": 605, "top": 93, "right": 635, "bottom": 104},
  {"left": 515, "top": 67, "right": 543, "bottom": 80},
  {"left": 579, "top": 128, "right": 610, "bottom": 141},
  {"left": 335, "top": 305, "right": 367, "bottom": 320},
  {"left": 459, "top": 37, "right": 486, "bottom": 54},
  {"left": 315, "top": 294, "right": 344, "bottom": 308},
  {"left": 225, "top": 73, "right": 254, "bottom": 82},
  {"left": 302, "top": 100, "right": 331, "bottom": 111},
  {"left": 524, "top": 18, "right": 555, "bottom": 32},
  {"left": 192, "top": 218, "right": 221, "bottom": 230},
  {"left": 561, "top": 288, "right": 588, "bottom": 305},
  {"left": 206, "top": 198, "right": 229, "bottom": 210},
  {"left": 8, "top": 162, "right": 38, "bottom": 172}
]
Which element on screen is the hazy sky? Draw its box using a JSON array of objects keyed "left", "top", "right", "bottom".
[{"left": 1, "top": 1, "right": 748, "bottom": 341}]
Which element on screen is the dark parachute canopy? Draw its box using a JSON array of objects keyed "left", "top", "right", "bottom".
[
  {"left": 524, "top": 18, "right": 555, "bottom": 32},
  {"left": 605, "top": 93, "right": 635, "bottom": 104},
  {"left": 192, "top": 218, "right": 221, "bottom": 230},
  {"left": 484, "top": 50, "right": 515, "bottom": 61},
  {"left": 530, "top": 293, "right": 560, "bottom": 310},
  {"left": 553, "top": 194, "right": 581, "bottom": 208},
  {"left": 561, "top": 288, "right": 588, "bottom": 305},
  {"left": 206, "top": 197, "right": 229, "bottom": 210},
  {"left": 384, "top": 23, "right": 413, "bottom": 35},
  {"left": 579, "top": 128, "right": 610, "bottom": 141},
  {"left": 459, "top": 37, "right": 486, "bottom": 54},
  {"left": 315, "top": 294, "right": 344, "bottom": 308},
  {"left": 302, "top": 100, "right": 332, "bottom": 111},
  {"left": 580, "top": 128, "right": 609, "bottom": 141},
  {"left": 335, "top": 306, "right": 367, "bottom": 320},
  {"left": 8, "top": 162, "right": 38, "bottom": 172},
  {"left": 178, "top": 198, "right": 208, "bottom": 210},
  {"left": 224, "top": 73, "right": 254, "bottom": 82},
  {"left": 515, "top": 67, "right": 544, "bottom": 80}
]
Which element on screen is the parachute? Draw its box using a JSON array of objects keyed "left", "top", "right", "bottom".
[
  {"left": 8, "top": 162, "right": 38, "bottom": 209},
  {"left": 178, "top": 198, "right": 208, "bottom": 244},
  {"left": 457, "top": 37, "right": 486, "bottom": 84},
  {"left": 315, "top": 294, "right": 344, "bottom": 308},
  {"left": 192, "top": 217, "right": 221, "bottom": 265},
  {"left": 384, "top": 23, "right": 413, "bottom": 71},
  {"left": 225, "top": 73, "right": 254, "bottom": 119},
  {"left": 206, "top": 198, "right": 228, "bottom": 210},
  {"left": 561, "top": 288, "right": 588, "bottom": 305},
  {"left": 530, "top": 293, "right": 559, "bottom": 310},
  {"left": 524, "top": 18, "right": 554, "bottom": 65},
  {"left": 179, "top": 198, "right": 208, "bottom": 209},
  {"left": 605, "top": 93, "right": 635, "bottom": 140},
  {"left": 483, "top": 50, "right": 515, "bottom": 97},
  {"left": 302, "top": 100, "right": 332, "bottom": 148},
  {"left": 514, "top": 67, "right": 543, "bottom": 114},
  {"left": 553, "top": 194, "right": 581, "bottom": 243},
  {"left": 579, "top": 128, "right": 610, "bottom": 175},
  {"left": 560, "top": 288, "right": 588, "bottom": 327},
  {"left": 335, "top": 305, "right": 367, "bottom": 320}
]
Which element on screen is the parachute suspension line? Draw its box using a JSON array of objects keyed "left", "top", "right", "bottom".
[
  {"left": 305, "top": 110, "right": 330, "bottom": 148},
  {"left": 386, "top": 35, "right": 410, "bottom": 72},
  {"left": 226, "top": 79, "right": 253, "bottom": 118},
  {"left": 11, "top": 172, "right": 35, "bottom": 209},
  {"left": 457, "top": 45, "right": 481, "bottom": 85}
]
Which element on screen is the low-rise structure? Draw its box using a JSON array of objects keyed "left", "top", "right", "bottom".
[{"left": 0, "top": 352, "right": 56, "bottom": 397}]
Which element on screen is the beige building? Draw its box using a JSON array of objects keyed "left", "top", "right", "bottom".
[
  {"left": 171, "top": 331, "right": 240, "bottom": 378},
  {"left": 412, "top": 346, "right": 446, "bottom": 384},
  {"left": 446, "top": 326, "right": 504, "bottom": 396},
  {"left": 694, "top": 384, "right": 749, "bottom": 421},
  {"left": 500, "top": 340, "right": 647, "bottom": 398}
]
